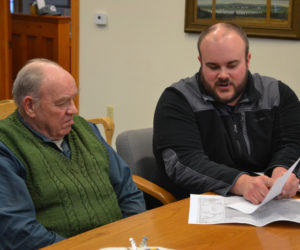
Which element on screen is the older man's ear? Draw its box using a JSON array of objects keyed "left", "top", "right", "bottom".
[{"left": 23, "top": 96, "right": 36, "bottom": 118}]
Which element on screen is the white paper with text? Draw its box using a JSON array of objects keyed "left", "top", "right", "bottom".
[{"left": 189, "top": 194, "right": 300, "bottom": 227}]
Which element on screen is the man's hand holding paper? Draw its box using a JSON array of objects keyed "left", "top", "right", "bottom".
[
  {"left": 272, "top": 166, "right": 300, "bottom": 199},
  {"left": 231, "top": 158, "right": 300, "bottom": 205},
  {"left": 228, "top": 158, "right": 300, "bottom": 214},
  {"left": 230, "top": 175, "right": 274, "bottom": 204}
]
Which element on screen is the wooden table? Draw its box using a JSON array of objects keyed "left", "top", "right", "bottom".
[{"left": 43, "top": 197, "right": 300, "bottom": 250}]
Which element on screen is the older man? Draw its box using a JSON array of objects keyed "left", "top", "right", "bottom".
[
  {"left": 153, "top": 22, "right": 300, "bottom": 204},
  {"left": 0, "top": 59, "right": 145, "bottom": 250}
]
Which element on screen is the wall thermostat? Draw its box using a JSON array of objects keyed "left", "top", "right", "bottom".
[{"left": 95, "top": 13, "right": 107, "bottom": 25}]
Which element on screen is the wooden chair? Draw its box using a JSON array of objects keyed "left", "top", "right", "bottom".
[
  {"left": 0, "top": 99, "right": 17, "bottom": 120},
  {"left": 0, "top": 99, "right": 176, "bottom": 206},
  {"left": 131, "top": 175, "right": 177, "bottom": 206},
  {"left": 87, "top": 117, "right": 114, "bottom": 146}
]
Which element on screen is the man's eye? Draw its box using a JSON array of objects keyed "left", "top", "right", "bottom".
[
  {"left": 56, "top": 101, "right": 68, "bottom": 107},
  {"left": 208, "top": 65, "right": 219, "bottom": 70},
  {"left": 227, "top": 62, "right": 239, "bottom": 69}
]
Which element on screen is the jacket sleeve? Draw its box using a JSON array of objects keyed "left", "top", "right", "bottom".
[
  {"left": 89, "top": 123, "right": 146, "bottom": 217},
  {"left": 265, "top": 81, "right": 300, "bottom": 176},
  {"left": 153, "top": 88, "right": 245, "bottom": 197},
  {"left": 0, "top": 143, "right": 64, "bottom": 250}
]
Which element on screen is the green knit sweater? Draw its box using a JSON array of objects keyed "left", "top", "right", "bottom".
[{"left": 0, "top": 111, "right": 122, "bottom": 237}]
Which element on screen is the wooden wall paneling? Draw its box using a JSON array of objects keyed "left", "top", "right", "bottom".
[
  {"left": 11, "top": 32, "right": 25, "bottom": 80},
  {"left": 57, "top": 17, "right": 71, "bottom": 72}
]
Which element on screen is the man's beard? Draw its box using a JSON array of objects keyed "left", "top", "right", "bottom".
[{"left": 200, "top": 69, "right": 248, "bottom": 105}]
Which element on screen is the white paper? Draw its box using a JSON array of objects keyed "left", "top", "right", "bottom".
[
  {"left": 227, "top": 157, "right": 300, "bottom": 214},
  {"left": 188, "top": 194, "right": 300, "bottom": 227}
]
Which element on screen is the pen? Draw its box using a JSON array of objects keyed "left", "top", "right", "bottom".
[{"left": 129, "top": 237, "right": 137, "bottom": 250}]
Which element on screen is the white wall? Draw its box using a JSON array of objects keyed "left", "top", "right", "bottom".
[{"left": 79, "top": 0, "right": 300, "bottom": 147}]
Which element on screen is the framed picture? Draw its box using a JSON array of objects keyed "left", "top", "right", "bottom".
[{"left": 185, "top": 0, "right": 300, "bottom": 39}]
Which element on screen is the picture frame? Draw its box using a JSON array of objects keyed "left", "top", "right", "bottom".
[{"left": 184, "top": 0, "right": 300, "bottom": 39}]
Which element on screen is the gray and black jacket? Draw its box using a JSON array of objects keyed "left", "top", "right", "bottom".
[{"left": 153, "top": 71, "right": 300, "bottom": 199}]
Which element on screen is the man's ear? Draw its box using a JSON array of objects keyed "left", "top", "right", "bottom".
[
  {"left": 246, "top": 52, "right": 251, "bottom": 68},
  {"left": 198, "top": 55, "right": 202, "bottom": 67},
  {"left": 23, "top": 96, "right": 36, "bottom": 118}
]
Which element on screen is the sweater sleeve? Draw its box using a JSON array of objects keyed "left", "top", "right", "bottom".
[
  {"left": 0, "top": 142, "right": 64, "bottom": 250},
  {"left": 265, "top": 81, "right": 300, "bottom": 176}
]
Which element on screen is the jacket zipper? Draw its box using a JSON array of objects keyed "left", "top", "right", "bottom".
[{"left": 233, "top": 120, "right": 242, "bottom": 156}]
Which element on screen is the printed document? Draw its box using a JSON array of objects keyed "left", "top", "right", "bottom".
[
  {"left": 189, "top": 158, "right": 300, "bottom": 226},
  {"left": 188, "top": 194, "right": 300, "bottom": 226}
]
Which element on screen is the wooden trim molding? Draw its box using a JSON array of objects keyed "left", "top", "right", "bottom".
[
  {"left": 0, "top": 0, "right": 12, "bottom": 99},
  {"left": 71, "top": 0, "right": 79, "bottom": 108}
]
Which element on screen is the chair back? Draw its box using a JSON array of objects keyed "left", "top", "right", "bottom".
[
  {"left": 116, "top": 128, "right": 177, "bottom": 208},
  {"left": 0, "top": 99, "right": 17, "bottom": 120},
  {"left": 116, "top": 128, "right": 156, "bottom": 178},
  {"left": 87, "top": 117, "right": 114, "bottom": 146}
]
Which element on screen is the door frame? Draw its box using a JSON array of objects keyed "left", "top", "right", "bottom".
[
  {"left": 0, "top": 0, "right": 12, "bottom": 99},
  {"left": 71, "top": 0, "right": 79, "bottom": 108}
]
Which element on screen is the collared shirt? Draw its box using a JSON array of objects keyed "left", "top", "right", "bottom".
[{"left": 0, "top": 113, "right": 146, "bottom": 250}]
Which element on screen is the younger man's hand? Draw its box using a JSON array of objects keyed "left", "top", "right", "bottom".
[
  {"left": 230, "top": 174, "right": 273, "bottom": 204},
  {"left": 272, "top": 167, "right": 299, "bottom": 199}
]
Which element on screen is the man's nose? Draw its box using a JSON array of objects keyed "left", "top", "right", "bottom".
[
  {"left": 68, "top": 101, "right": 78, "bottom": 114},
  {"left": 218, "top": 67, "right": 230, "bottom": 81}
]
